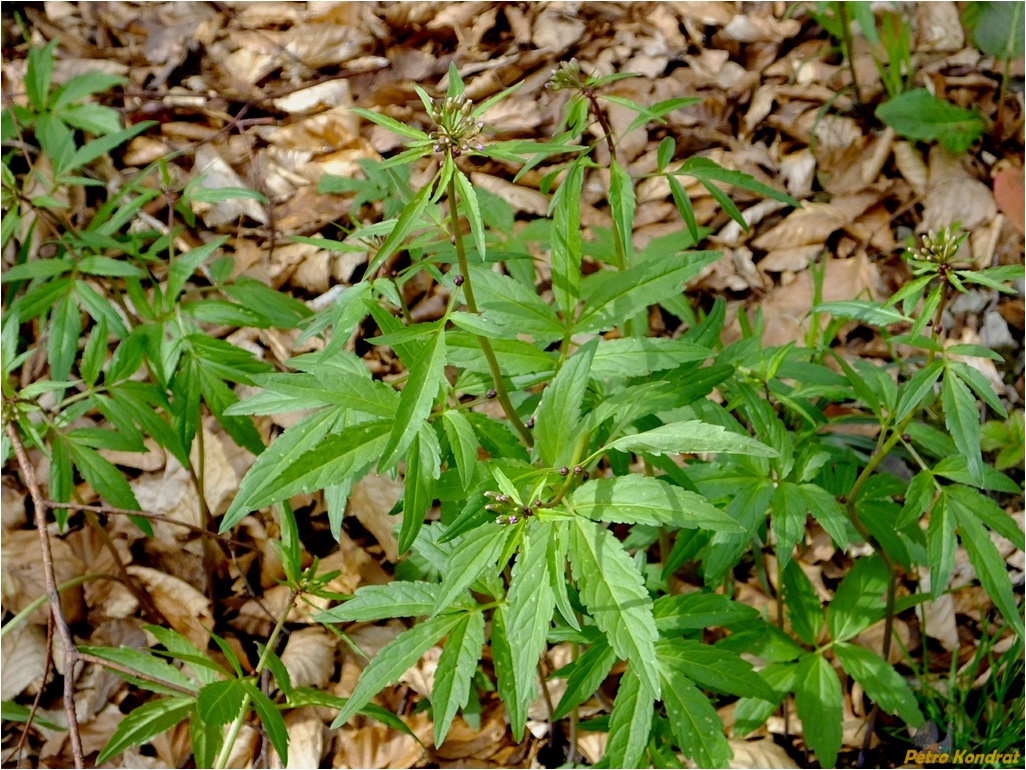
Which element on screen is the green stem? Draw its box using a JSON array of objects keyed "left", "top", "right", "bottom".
[
  {"left": 214, "top": 589, "right": 298, "bottom": 770},
  {"left": 0, "top": 574, "right": 117, "bottom": 638},
  {"left": 837, "top": 3, "right": 865, "bottom": 110},
  {"left": 445, "top": 174, "right": 533, "bottom": 447}
]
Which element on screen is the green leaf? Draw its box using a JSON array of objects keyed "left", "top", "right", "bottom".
[
  {"left": 652, "top": 593, "right": 758, "bottom": 633},
  {"left": 590, "top": 338, "right": 710, "bottom": 379},
  {"left": 546, "top": 521, "right": 579, "bottom": 631},
  {"left": 606, "top": 665, "right": 655, "bottom": 769},
  {"left": 221, "top": 406, "right": 344, "bottom": 530},
  {"left": 569, "top": 518, "right": 660, "bottom": 698},
  {"left": 80, "top": 315, "right": 107, "bottom": 387},
  {"left": 165, "top": 238, "right": 228, "bottom": 310},
  {"left": 827, "top": 554, "right": 890, "bottom": 642},
  {"left": 441, "top": 409, "right": 478, "bottom": 490},
  {"left": 794, "top": 653, "right": 842, "bottom": 768},
  {"left": 668, "top": 174, "right": 700, "bottom": 245},
  {"left": 350, "top": 107, "right": 431, "bottom": 141},
  {"left": 454, "top": 168, "right": 485, "bottom": 261},
  {"left": 893, "top": 361, "right": 943, "bottom": 423},
  {"left": 782, "top": 560, "right": 824, "bottom": 647},
  {"left": 25, "top": 42, "right": 56, "bottom": 111},
  {"left": 1, "top": 701, "right": 64, "bottom": 730},
  {"left": 952, "top": 504, "right": 1026, "bottom": 639},
  {"left": 432, "top": 610, "right": 486, "bottom": 746},
  {"left": 240, "top": 680, "right": 289, "bottom": 764},
  {"left": 189, "top": 709, "right": 223, "bottom": 769},
  {"left": 603, "top": 420, "right": 776, "bottom": 458},
  {"left": 552, "top": 639, "right": 616, "bottom": 720},
  {"left": 834, "top": 642, "right": 924, "bottom": 725},
  {"left": 468, "top": 267, "right": 565, "bottom": 343},
  {"left": 771, "top": 482, "right": 807, "bottom": 568},
  {"left": 732, "top": 662, "right": 798, "bottom": 736},
  {"left": 966, "top": 1, "right": 1024, "bottom": 59},
  {"left": 431, "top": 525, "right": 509, "bottom": 615},
  {"left": 331, "top": 613, "right": 463, "bottom": 728},
  {"left": 144, "top": 626, "right": 226, "bottom": 685},
  {"left": 398, "top": 425, "right": 437, "bottom": 554},
  {"left": 1, "top": 258, "right": 73, "bottom": 283},
  {"left": 96, "top": 696, "right": 195, "bottom": 764},
  {"left": 578, "top": 251, "right": 721, "bottom": 333},
  {"left": 535, "top": 339, "right": 596, "bottom": 467},
  {"left": 942, "top": 370, "right": 984, "bottom": 483},
  {"left": 48, "top": 291, "right": 80, "bottom": 384},
  {"left": 949, "top": 361, "right": 1007, "bottom": 418},
  {"left": 367, "top": 179, "right": 434, "bottom": 275},
  {"left": 379, "top": 327, "right": 446, "bottom": 473},
  {"left": 77, "top": 646, "right": 197, "bottom": 696},
  {"left": 875, "top": 89, "right": 984, "bottom": 153},
  {"left": 659, "top": 668, "right": 731, "bottom": 768},
  {"left": 76, "top": 255, "right": 144, "bottom": 277},
  {"left": 675, "top": 156, "right": 799, "bottom": 207},
  {"left": 504, "top": 525, "right": 556, "bottom": 738},
  {"left": 656, "top": 639, "right": 775, "bottom": 700},
  {"left": 196, "top": 679, "right": 246, "bottom": 726},
  {"left": 813, "top": 300, "right": 908, "bottom": 326},
  {"left": 550, "top": 159, "right": 584, "bottom": 318},
  {"left": 490, "top": 606, "right": 526, "bottom": 740},
  {"left": 68, "top": 442, "right": 144, "bottom": 514},
  {"left": 315, "top": 582, "right": 440, "bottom": 623},
  {"left": 928, "top": 492, "right": 957, "bottom": 598},
  {"left": 570, "top": 475, "right": 743, "bottom": 532},
  {"left": 608, "top": 159, "right": 636, "bottom": 265}
]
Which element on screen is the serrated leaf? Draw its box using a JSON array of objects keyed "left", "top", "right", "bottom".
[
  {"left": 799, "top": 483, "right": 850, "bottom": 548},
  {"left": 794, "top": 653, "right": 842, "bottom": 768},
  {"left": 652, "top": 593, "right": 758, "bottom": 633},
  {"left": 771, "top": 482, "right": 807, "bottom": 568},
  {"left": 351, "top": 107, "right": 430, "bottom": 141},
  {"left": 432, "top": 525, "right": 510, "bottom": 615},
  {"left": 550, "top": 159, "right": 584, "bottom": 318},
  {"left": 316, "top": 582, "right": 440, "bottom": 623},
  {"left": 589, "top": 338, "right": 711, "bottom": 379},
  {"left": 928, "top": 492, "right": 957, "bottom": 599},
  {"left": 48, "top": 291, "right": 80, "bottom": 385},
  {"left": 547, "top": 521, "right": 579, "bottom": 631},
  {"left": 189, "top": 709, "right": 222, "bottom": 769},
  {"left": 569, "top": 518, "right": 660, "bottom": 698},
  {"left": 834, "top": 642, "right": 923, "bottom": 725},
  {"left": 606, "top": 665, "right": 654, "bottom": 769},
  {"left": 78, "top": 646, "right": 197, "bottom": 696},
  {"left": 240, "top": 680, "right": 289, "bottom": 764},
  {"left": 732, "top": 662, "right": 799, "bottom": 736},
  {"left": 894, "top": 361, "right": 943, "bottom": 423},
  {"left": 604, "top": 420, "right": 776, "bottom": 458},
  {"left": 468, "top": 267, "right": 565, "bottom": 343},
  {"left": 331, "top": 613, "right": 463, "bottom": 728},
  {"left": 657, "top": 639, "right": 775, "bottom": 700},
  {"left": 454, "top": 168, "right": 485, "bottom": 261},
  {"left": 379, "top": 328, "right": 446, "bottom": 473},
  {"left": 827, "top": 554, "right": 890, "bottom": 642},
  {"left": 504, "top": 526, "right": 556, "bottom": 737},
  {"left": 570, "top": 475, "right": 742, "bottom": 532},
  {"left": 578, "top": 251, "right": 720, "bottom": 333},
  {"left": 657, "top": 136, "right": 675, "bottom": 171},
  {"left": 952, "top": 504, "right": 1026, "bottom": 639},
  {"left": 367, "top": 179, "right": 434, "bottom": 275},
  {"left": 552, "top": 639, "right": 616, "bottom": 720},
  {"left": 608, "top": 159, "right": 636, "bottom": 265},
  {"left": 432, "top": 610, "right": 486, "bottom": 746},
  {"left": 68, "top": 442, "right": 144, "bottom": 518},
  {"left": 659, "top": 668, "right": 732, "bottom": 768},
  {"left": 535, "top": 339, "right": 596, "bottom": 467},
  {"left": 490, "top": 606, "right": 526, "bottom": 740},
  {"left": 939, "top": 369, "right": 980, "bottom": 482},
  {"left": 196, "top": 679, "right": 246, "bottom": 726},
  {"left": 813, "top": 300, "right": 909, "bottom": 326},
  {"left": 441, "top": 410, "right": 478, "bottom": 489},
  {"left": 96, "top": 696, "right": 195, "bottom": 764}
]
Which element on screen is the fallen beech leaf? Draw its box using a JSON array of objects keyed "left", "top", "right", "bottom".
[
  {"left": 993, "top": 167, "right": 1025, "bottom": 234},
  {"left": 0, "top": 623, "right": 47, "bottom": 700}
]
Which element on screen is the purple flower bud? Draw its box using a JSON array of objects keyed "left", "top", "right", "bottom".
[
  {"left": 453, "top": 274, "right": 464, "bottom": 286},
  {"left": 433, "top": 144, "right": 442, "bottom": 153},
  {"left": 508, "top": 515, "right": 519, "bottom": 525}
]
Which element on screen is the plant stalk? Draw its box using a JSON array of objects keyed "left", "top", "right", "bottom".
[{"left": 445, "top": 174, "right": 533, "bottom": 447}]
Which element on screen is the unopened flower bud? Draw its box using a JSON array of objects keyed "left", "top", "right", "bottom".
[
  {"left": 559, "top": 467, "right": 569, "bottom": 476},
  {"left": 508, "top": 514, "right": 519, "bottom": 524},
  {"left": 525, "top": 417, "right": 535, "bottom": 429},
  {"left": 573, "top": 465, "right": 583, "bottom": 475},
  {"left": 486, "top": 388, "right": 497, "bottom": 399},
  {"left": 453, "top": 274, "right": 464, "bottom": 286}
]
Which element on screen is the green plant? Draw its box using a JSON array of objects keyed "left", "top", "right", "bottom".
[
  {"left": 3, "top": 47, "right": 1022, "bottom": 770},
  {"left": 810, "top": 2, "right": 985, "bottom": 152}
]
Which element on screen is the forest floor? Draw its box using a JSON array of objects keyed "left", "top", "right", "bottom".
[{"left": 1, "top": 2, "right": 1024, "bottom": 768}]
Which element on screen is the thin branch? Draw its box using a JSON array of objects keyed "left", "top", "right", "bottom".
[
  {"left": 76, "top": 651, "right": 197, "bottom": 697},
  {"left": 4, "top": 422, "right": 85, "bottom": 769}
]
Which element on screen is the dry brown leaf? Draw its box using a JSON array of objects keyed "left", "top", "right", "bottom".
[
  {"left": 993, "top": 166, "right": 1026, "bottom": 234},
  {"left": 729, "top": 737, "right": 800, "bottom": 768},
  {"left": 280, "top": 628, "right": 336, "bottom": 690},
  {"left": 127, "top": 565, "right": 212, "bottom": 649},
  {"left": 1, "top": 529, "right": 86, "bottom": 626},
  {"left": 191, "top": 144, "right": 268, "bottom": 227},
  {"left": 921, "top": 146, "right": 997, "bottom": 232},
  {"left": 283, "top": 708, "right": 325, "bottom": 770},
  {"left": 349, "top": 473, "right": 404, "bottom": 563},
  {"left": 1, "top": 622, "right": 48, "bottom": 700}
]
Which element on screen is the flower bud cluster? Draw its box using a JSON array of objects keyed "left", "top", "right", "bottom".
[
  {"left": 908, "top": 226, "right": 964, "bottom": 265},
  {"left": 545, "top": 58, "right": 584, "bottom": 92},
  {"left": 429, "top": 92, "right": 485, "bottom": 157},
  {"left": 485, "top": 490, "right": 533, "bottom": 525}
]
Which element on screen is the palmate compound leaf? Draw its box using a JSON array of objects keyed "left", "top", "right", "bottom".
[
  {"left": 569, "top": 518, "right": 660, "bottom": 698},
  {"left": 503, "top": 524, "right": 557, "bottom": 740},
  {"left": 432, "top": 609, "right": 486, "bottom": 746},
  {"left": 655, "top": 640, "right": 775, "bottom": 701},
  {"left": 603, "top": 420, "right": 777, "bottom": 459},
  {"left": 569, "top": 475, "right": 743, "bottom": 532},
  {"left": 331, "top": 613, "right": 464, "bottom": 728}
]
